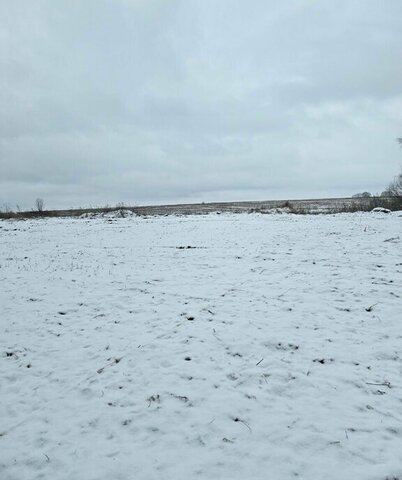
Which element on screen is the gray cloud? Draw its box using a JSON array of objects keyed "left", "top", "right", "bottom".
[{"left": 1, "top": 0, "right": 401, "bottom": 209}]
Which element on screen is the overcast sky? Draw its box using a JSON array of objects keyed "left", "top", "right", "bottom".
[{"left": 1, "top": 0, "right": 401, "bottom": 209}]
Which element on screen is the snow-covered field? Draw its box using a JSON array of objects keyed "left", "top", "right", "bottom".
[{"left": 1, "top": 212, "right": 401, "bottom": 480}]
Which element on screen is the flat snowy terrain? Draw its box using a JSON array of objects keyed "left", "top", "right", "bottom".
[{"left": 1, "top": 212, "right": 401, "bottom": 480}]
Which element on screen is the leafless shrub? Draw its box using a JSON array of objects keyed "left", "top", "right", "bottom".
[
  {"left": 383, "top": 169, "right": 402, "bottom": 198},
  {"left": 35, "top": 198, "right": 45, "bottom": 212},
  {"left": 281, "top": 201, "right": 309, "bottom": 214}
]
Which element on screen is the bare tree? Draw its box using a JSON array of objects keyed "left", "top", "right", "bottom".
[
  {"left": 35, "top": 198, "right": 45, "bottom": 212},
  {"left": 381, "top": 139, "right": 402, "bottom": 200},
  {"left": 385, "top": 170, "right": 402, "bottom": 197},
  {"left": 382, "top": 139, "right": 402, "bottom": 197}
]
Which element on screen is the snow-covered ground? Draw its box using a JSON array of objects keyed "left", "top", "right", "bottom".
[{"left": 1, "top": 212, "right": 401, "bottom": 480}]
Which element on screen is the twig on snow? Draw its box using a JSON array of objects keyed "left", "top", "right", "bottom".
[
  {"left": 233, "top": 417, "right": 252, "bottom": 433},
  {"left": 365, "top": 303, "right": 378, "bottom": 312},
  {"left": 97, "top": 357, "right": 123, "bottom": 374},
  {"left": 365, "top": 381, "right": 392, "bottom": 389},
  {"left": 0, "top": 419, "right": 29, "bottom": 439}
]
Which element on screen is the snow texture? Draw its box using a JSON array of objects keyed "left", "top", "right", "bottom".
[{"left": 1, "top": 212, "right": 402, "bottom": 480}]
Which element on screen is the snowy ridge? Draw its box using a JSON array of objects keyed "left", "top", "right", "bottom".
[{"left": 1, "top": 212, "right": 401, "bottom": 479}]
